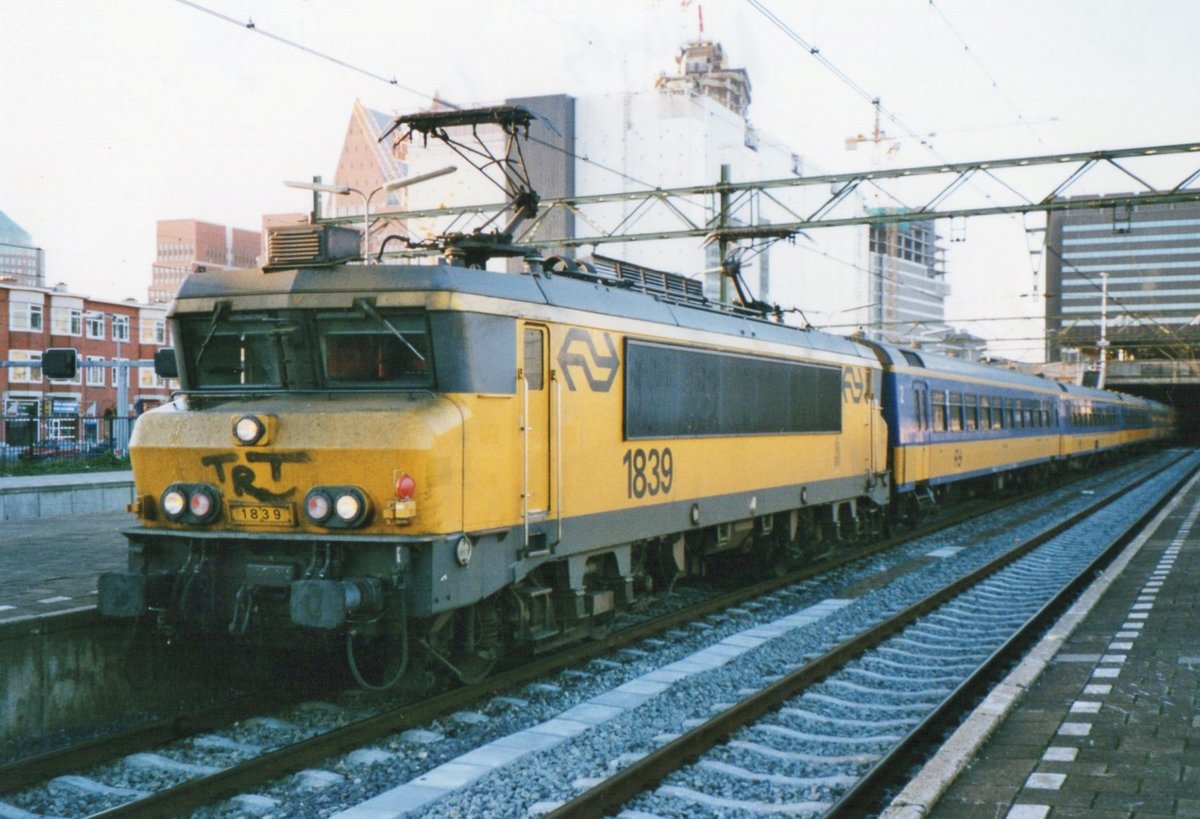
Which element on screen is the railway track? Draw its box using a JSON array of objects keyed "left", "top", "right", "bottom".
[
  {"left": 548, "top": 450, "right": 1199, "bottom": 818},
  {"left": 0, "top": 451, "right": 1188, "bottom": 818}
]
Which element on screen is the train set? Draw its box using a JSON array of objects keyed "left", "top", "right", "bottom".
[{"left": 50, "top": 107, "right": 1173, "bottom": 688}]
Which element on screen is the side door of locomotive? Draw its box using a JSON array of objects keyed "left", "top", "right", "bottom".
[{"left": 520, "top": 323, "right": 551, "bottom": 520}]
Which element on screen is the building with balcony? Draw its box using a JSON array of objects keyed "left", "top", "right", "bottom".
[
  {"left": 868, "top": 217, "right": 953, "bottom": 348},
  {"left": 149, "top": 219, "right": 261, "bottom": 303},
  {"left": 1044, "top": 198, "right": 1200, "bottom": 441},
  {"left": 1046, "top": 199, "right": 1200, "bottom": 364},
  {"left": 2, "top": 282, "right": 172, "bottom": 448}
]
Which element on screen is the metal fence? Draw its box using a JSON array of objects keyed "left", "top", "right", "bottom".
[{"left": 0, "top": 413, "right": 137, "bottom": 467}]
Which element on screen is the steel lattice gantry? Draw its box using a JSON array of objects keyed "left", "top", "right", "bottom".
[{"left": 355, "top": 141, "right": 1200, "bottom": 253}]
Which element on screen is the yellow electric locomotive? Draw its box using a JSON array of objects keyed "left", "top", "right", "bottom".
[
  {"left": 89, "top": 236, "right": 891, "bottom": 685},
  {"left": 69, "top": 105, "right": 1171, "bottom": 688}
]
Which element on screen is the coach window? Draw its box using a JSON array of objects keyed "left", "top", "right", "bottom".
[
  {"left": 979, "top": 396, "right": 991, "bottom": 431},
  {"left": 948, "top": 392, "right": 963, "bottom": 432},
  {"left": 964, "top": 394, "right": 978, "bottom": 431},
  {"left": 932, "top": 389, "right": 947, "bottom": 431},
  {"left": 913, "top": 384, "right": 928, "bottom": 430}
]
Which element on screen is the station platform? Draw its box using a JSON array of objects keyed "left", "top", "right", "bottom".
[
  {"left": 891, "top": 468, "right": 1200, "bottom": 818},
  {"left": 0, "top": 509, "right": 130, "bottom": 624}
]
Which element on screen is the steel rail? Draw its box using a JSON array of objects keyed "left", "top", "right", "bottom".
[
  {"left": 0, "top": 500, "right": 942, "bottom": 802},
  {"left": 78, "top": 533, "right": 903, "bottom": 817},
  {"left": 79, "top": 476, "right": 1070, "bottom": 818},
  {"left": 545, "top": 451, "right": 1193, "bottom": 818},
  {"left": 0, "top": 461, "right": 1135, "bottom": 814},
  {"left": 826, "top": 453, "right": 1198, "bottom": 817}
]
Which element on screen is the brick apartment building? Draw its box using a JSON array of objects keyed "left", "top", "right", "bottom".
[
  {"left": 2, "top": 282, "right": 172, "bottom": 447},
  {"left": 150, "top": 219, "right": 261, "bottom": 304}
]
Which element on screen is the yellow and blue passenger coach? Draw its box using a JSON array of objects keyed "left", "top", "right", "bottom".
[
  {"left": 864, "top": 340, "right": 1172, "bottom": 511},
  {"left": 98, "top": 254, "right": 892, "bottom": 680}
]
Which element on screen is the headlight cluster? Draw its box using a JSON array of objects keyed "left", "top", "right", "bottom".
[
  {"left": 231, "top": 413, "right": 274, "bottom": 446},
  {"left": 304, "top": 486, "right": 371, "bottom": 528},
  {"left": 161, "top": 483, "right": 222, "bottom": 525}
]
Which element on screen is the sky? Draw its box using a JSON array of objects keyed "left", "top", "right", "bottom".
[{"left": 3, "top": 0, "right": 1199, "bottom": 360}]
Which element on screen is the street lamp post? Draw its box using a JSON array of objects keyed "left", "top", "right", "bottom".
[{"left": 284, "top": 166, "right": 456, "bottom": 262}]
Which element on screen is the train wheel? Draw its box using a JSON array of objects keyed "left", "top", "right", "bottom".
[{"left": 426, "top": 599, "right": 501, "bottom": 684}]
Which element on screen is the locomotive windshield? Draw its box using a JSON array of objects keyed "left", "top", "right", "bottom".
[
  {"left": 179, "top": 304, "right": 434, "bottom": 391},
  {"left": 316, "top": 308, "right": 431, "bottom": 386}
]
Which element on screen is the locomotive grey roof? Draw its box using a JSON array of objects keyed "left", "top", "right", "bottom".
[{"left": 173, "top": 261, "right": 872, "bottom": 361}]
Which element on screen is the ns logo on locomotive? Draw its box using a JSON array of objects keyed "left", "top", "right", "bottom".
[{"left": 43, "top": 106, "right": 1173, "bottom": 688}]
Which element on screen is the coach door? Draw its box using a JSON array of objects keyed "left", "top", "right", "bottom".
[
  {"left": 520, "top": 324, "right": 552, "bottom": 548},
  {"left": 910, "top": 382, "right": 931, "bottom": 483}
]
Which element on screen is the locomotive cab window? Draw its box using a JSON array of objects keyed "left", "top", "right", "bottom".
[
  {"left": 317, "top": 310, "right": 432, "bottom": 388},
  {"left": 180, "top": 310, "right": 296, "bottom": 388}
]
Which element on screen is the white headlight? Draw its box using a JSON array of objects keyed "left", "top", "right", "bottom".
[
  {"left": 162, "top": 489, "right": 186, "bottom": 518},
  {"left": 335, "top": 493, "right": 362, "bottom": 521},
  {"left": 234, "top": 415, "right": 264, "bottom": 444},
  {"left": 455, "top": 536, "right": 473, "bottom": 567}
]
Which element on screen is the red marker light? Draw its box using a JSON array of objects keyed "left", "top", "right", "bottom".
[
  {"left": 189, "top": 491, "right": 212, "bottom": 518},
  {"left": 395, "top": 474, "right": 416, "bottom": 501}
]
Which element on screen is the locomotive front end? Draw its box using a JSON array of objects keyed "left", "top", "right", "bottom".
[{"left": 98, "top": 285, "right": 470, "bottom": 650}]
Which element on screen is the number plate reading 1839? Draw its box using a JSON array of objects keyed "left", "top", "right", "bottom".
[{"left": 229, "top": 503, "right": 295, "bottom": 526}]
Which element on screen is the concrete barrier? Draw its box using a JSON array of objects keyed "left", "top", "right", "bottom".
[
  {"left": 0, "top": 609, "right": 249, "bottom": 756},
  {"left": 0, "top": 471, "right": 135, "bottom": 521}
]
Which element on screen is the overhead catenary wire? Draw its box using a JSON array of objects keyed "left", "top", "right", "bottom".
[
  {"left": 744, "top": 0, "right": 934, "bottom": 153},
  {"left": 925, "top": 0, "right": 1048, "bottom": 149},
  {"left": 745, "top": 0, "right": 1036, "bottom": 208},
  {"left": 171, "top": 0, "right": 660, "bottom": 191},
  {"left": 173, "top": 0, "right": 438, "bottom": 105}
]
